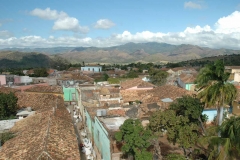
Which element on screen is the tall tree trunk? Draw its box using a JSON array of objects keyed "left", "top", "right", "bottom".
[
  {"left": 153, "top": 138, "right": 163, "bottom": 160},
  {"left": 218, "top": 106, "right": 224, "bottom": 136},
  {"left": 198, "top": 116, "right": 207, "bottom": 136}
]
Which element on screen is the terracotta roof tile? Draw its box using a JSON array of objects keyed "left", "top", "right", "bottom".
[
  {"left": 24, "top": 86, "right": 63, "bottom": 94},
  {"left": 121, "top": 78, "right": 155, "bottom": 90},
  {"left": 0, "top": 97, "right": 80, "bottom": 160},
  {"left": 179, "top": 73, "right": 197, "bottom": 83},
  {"left": 16, "top": 93, "right": 60, "bottom": 111},
  {"left": 0, "top": 87, "right": 20, "bottom": 94}
]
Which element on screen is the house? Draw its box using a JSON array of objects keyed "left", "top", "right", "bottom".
[
  {"left": 32, "top": 77, "right": 48, "bottom": 84},
  {"left": 5, "top": 75, "right": 15, "bottom": 85},
  {"left": 225, "top": 66, "right": 240, "bottom": 74},
  {"left": 0, "top": 97, "right": 80, "bottom": 160},
  {"left": 94, "top": 116, "right": 127, "bottom": 160},
  {"left": 63, "top": 86, "right": 79, "bottom": 105},
  {"left": 0, "top": 75, "right": 6, "bottom": 86},
  {"left": 120, "top": 78, "right": 155, "bottom": 90},
  {"left": 81, "top": 65, "right": 102, "bottom": 73},
  {"left": 24, "top": 85, "right": 63, "bottom": 97},
  {"left": 177, "top": 73, "right": 197, "bottom": 91},
  {"left": 16, "top": 107, "right": 35, "bottom": 119},
  {"left": 0, "top": 119, "right": 19, "bottom": 133},
  {"left": 14, "top": 76, "right": 32, "bottom": 85}
]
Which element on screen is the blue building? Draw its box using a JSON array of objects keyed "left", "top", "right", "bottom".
[{"left": 81, "top": 65, "right": 102, "bottom": 72}]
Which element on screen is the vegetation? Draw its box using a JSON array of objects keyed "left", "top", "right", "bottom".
[
  {"left": 149, "top": 69, "right": 168, "bottom": 86},
  {"left": 29, "top": 68, "right": 49, "bottom": 77},
  {"left": 195, "top": 60, "right": 237, "bottom": 126},
  {"left": 0, "top": 132, "right": 15, "bottom": 146},
  {"left": 148, "top": 96, "right": 208, "bottom": 158},
  {"left": 115, "top": 119, "right": 153, "bottom": 160},
  {"left": 0, "top": 92, "right": 18, "bottom": 120},
  {"left": 94, "top": 73, "right": 109, "bottom": 82},
  {"left": 107, "top": 78, "right": 121, "bottom": 84}
]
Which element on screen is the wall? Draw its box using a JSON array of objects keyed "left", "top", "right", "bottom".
[
  {"left": 177, "top": 78, "right": 185, "bottom": 89},
  {"left": 85, "top": 110, "right": 93, "bottom": 136},
  {"left": 63, "top": 86, "right": 79, "bottom": 102},
  {"left": 234, "top": 73, "right": 240, "bottom": 82},
  {"left": 94, "top": 117, "right": 111, "bottom": 160},
  {"left": 126, "top": 86, "right": 154, "bottom": 90},
  {"left": 81, "top": 66, "right": 102, "bottom": 72},
  {"left": 185, "top": 83, "right": 194, "bottom": 91},
  {"left": 231, "top": 69, "right": 240, "bottom": 74},
  {"left": 0, "top": 75, "right": 6, "bottom": 86}
]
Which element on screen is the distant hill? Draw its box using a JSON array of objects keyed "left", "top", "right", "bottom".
[
  {"left": 0, "top": 51, "right": 70, "bottom": 69},
  {"left": 2, "top": 42, "right": 240, "bottom": 63}
]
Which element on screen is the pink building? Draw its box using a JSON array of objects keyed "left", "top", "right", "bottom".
[
  {"left": 0, "top": 75, "right": 6, "bottom": 86},
  {"left": 14, "top": 76, "right": 21, "bottom": 84}
]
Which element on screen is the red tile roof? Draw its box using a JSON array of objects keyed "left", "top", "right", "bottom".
[
  {"left": 179, "top": 73, "right": 197, "bottom": 83},
  {"left": 24, "top": 85, "right": 63, "bottom": 94},
  {"left": 120, "top": 78, "right": 155, "bottom": 90},
  {"left": 0, "top": 97, "right": 80, "bottom": 160}
]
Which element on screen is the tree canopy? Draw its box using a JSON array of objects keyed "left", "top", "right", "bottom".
[
  {"left": 115, "top": 119, "right": 153, "bottom": 160},
  {"left": 149, "top": 69, "right": 168, "bottom": 86},
  {"left": 195, "top": 60, "right": 237, "bottom": 125},
  {"left": 0, "top": 92, "right": 18, "bottom": 120}
]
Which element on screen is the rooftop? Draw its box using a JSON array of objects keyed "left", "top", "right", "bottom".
[
  {"left": 24, "top": 85, "right": 63, "bottom": 94},
  {"left": 99, "top": 116, "right": 128, "bottom": 131},
  {"left": 0, "top": 97, "right": 80, "bottom": 160},
  {"left": 179, "top": 73, "right": 197, "bottom": 83},
  {"left": 120, "top": 78, "right": 155, "bottom": 90},
  {"left": 17, "top": 92, "right": 60, "bottom": 111}
]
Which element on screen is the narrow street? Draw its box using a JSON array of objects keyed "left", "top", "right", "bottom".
[{"left": 67, "top": 104, "right": 86, "bottom": 160}]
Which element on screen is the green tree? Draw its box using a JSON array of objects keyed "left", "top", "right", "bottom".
[
  {"left": 208, "top": 117, "right": 240, "bottom": 159},
  {"left": 149, "top": 69, "right": 168, "bottom": 86},
  {"left": 125, "top": 71, "right": 139, "bottom": 78},
  {"left": 115, "top": 119, "right": 153, "bottom": 160},
  {"left": 149, "top": 109, "right": 200, "bottom": 157},
  {"left": 0, "top": 132, "right": 15, "bottom": 145},
  {"left": 169, "top": 95, "right": 207, "bottom": 135},
  {"left": 195, "top": 60, "right": 237, "bottom": 126},
  {"left": 32, "top": 68, "right": 48, "bottom": 77},
  {"left": 0, "top": 92, "right": 18, "bottom": 120}
]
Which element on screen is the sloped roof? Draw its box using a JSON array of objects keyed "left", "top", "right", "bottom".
[
  {"left": 24, "top": 86, "right": 63, "bottom": 94},
  {"left": 179, "top": 73, "right": 197, "bottom": 83},
  {"left": 100, "top": 87, "right": 110, "bottom": 95},
  {"left": 0, "top": 98, "right": 80, "bottom": 160},
  {"left": 143, "top": 85, "right": 196, "bottom": 103},
  {"left": 121, "top": 78, "right": 155, "bottom": 90},
  {"left": 0, "top": 87, "right": 20, "bottom": 94},
  {"left": 16, "top": 93, "right": 59, "bottom": 111}
]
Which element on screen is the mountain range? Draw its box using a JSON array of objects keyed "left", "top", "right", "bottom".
[{"left": 1, "top": 42, "right": 240, "bottom": 66}]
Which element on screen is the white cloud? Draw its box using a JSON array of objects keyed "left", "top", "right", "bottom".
[
  {"left": 0, "top": 30, "right": 14, "bottom": 38},
  {"left": 30, "top": 8, "right": 89, "bottom": 33},
  {"left": 215, "top": 11, "right": 240, "bottom": 34},
  {"left": 94, "top": 19, "right": 115, "bottom": 29},
  {"left": 30, "top": 8, "right": 67, "bottom": 20},
  {"left": 53, "top": 17, "right": 89, "bottom": 33},
  {"left": 1, "top": 11, "right": 240, "bottom": 50},
  {"left": 184, "top": 1, "right": 202, "bottom": 9}
]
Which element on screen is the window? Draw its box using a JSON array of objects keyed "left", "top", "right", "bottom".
[{"left": 97, "top": 130, "right": 100, "bottom": 142}]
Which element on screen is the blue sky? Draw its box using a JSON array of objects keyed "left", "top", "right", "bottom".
[{"left": 0, "top": 0, "right": 240, "bottom": 49}]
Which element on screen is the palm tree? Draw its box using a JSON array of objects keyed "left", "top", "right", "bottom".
[
  {"left": 195, "top": 60, "right": 237, "bottom": 127},
  {"left": 208, "top": 116, "right": 240, "bottom": 159}
]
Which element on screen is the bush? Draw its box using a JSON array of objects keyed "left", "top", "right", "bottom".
[{"left": 0, "top": 132, "right": 15, "bottom": 145}]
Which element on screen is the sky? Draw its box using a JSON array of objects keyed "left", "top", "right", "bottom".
[{"left": 0, "top": 0, "right": 240, "bottom": 49}]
